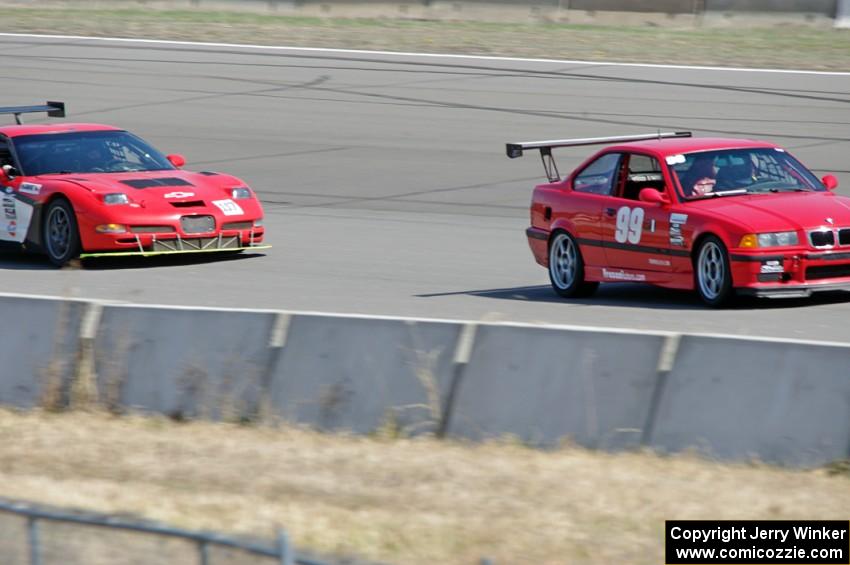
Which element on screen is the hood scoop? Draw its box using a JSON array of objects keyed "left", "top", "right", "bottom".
[
  {"left": 170, "top": 200, "right": 205, "bottom": 208},
  {"left": 120, "top": 177, "right": 194, "bottom": 189}
]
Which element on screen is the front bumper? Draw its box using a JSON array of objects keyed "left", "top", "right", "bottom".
[
  {"left": 731, "top": 250, "right": 850, "bottom": 298},
  {"left": 75, "top": 196, "right": 266, "bottom": 253}
]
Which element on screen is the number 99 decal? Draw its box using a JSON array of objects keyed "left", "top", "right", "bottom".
[{"left": 615, "top": 206, "right": 644, "bottom": 244}]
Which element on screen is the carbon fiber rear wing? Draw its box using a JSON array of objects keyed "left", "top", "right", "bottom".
[
  {"left": 506, "top": 131, "right": 692, "bottom": 182},
  {"left": 0, "top": 101, "right": 66, "bottom": 125}
]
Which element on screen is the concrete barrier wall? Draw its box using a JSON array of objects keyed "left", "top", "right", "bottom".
[
  {"left": 0, "top": 296, "right": 85, "bottom": 408},
  {"left": 445, "top": 325, "right": 665, "bottom": 449},
  {"left": 94, "top": 305, "right": 277, "bottom": 420},
  {"left": 27, "top": 0, "right": 842, "bottom": 23},
  {"left": 837, "top": 0, "right": 850, "bottom": 24},
  {"left": 648, "top": 335, "right": 850, "bottom": 467},
  {"left": 2, "top": 294, "right": 850, "bottom": 467},
  {"left": 163, "top": 0, "right": 838, "bottom": 13},
  {"left": 269, "top": 314, "right": 462, "bottom": 434},
  {"left": 706, "top": 0, "right": 835, "bottom": 14}
]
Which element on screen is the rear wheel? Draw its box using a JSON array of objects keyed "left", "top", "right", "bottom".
[
  {"left": 695, "top": 235, "right": 733, "bottom": 307},
  {"left": 43, "top": 198, "right": 81, "bottom": 267},
  {"left": 548, "top": 231, "right": 598, "bottom": 298}
]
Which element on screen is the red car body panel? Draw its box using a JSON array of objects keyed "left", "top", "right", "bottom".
[
  {"left": 0, "top": 121, "right": 265, "bottom": 259},
  {"left": 524, "top": 136, "right": 849, "bottom": 298},
  {"left": 2, "top": 123, "right": 123, "bottom": 138}
]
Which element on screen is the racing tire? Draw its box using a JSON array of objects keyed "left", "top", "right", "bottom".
[
  {"left": 548, "top": 231, "right": 598, "bottom": 298},
  {"left": 694, "top": 235, "right": 734, "bottom": 307},
  {"left": 43, "top": 198, "right": 82, "bottom": 267}
]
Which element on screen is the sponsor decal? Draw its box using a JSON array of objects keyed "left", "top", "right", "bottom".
[
  {"left": 212, "top": 198, "right": 244, "bottom": 216},
  {"left": 603, "top": 268, "right": 647, "bottom": 282},
  {"left": 3, "top": 196, "right": 16, "bottom": 220},
  {"left": 19, "top": 182, "right": 41, "bottom": 195},
  {"left": 669, "top": 213, "right": 688, "bottom": 247},
  {"left": 615, "top": 206, "right": 645, "bottom": 244},
  {"left": 760, "top": 260, "right": 784, "bottom": 274},
  {"left": 649, "top": 258, "right": 671, "bottom": 267},
  {"left": 665, "top": 154, "right": 686, "bottom": 165},
  {"left": 0, "top": 197, "right": 33, "bottom": 244},
  {"left": 164, "top": 191, "right": 195, "bottom": 199}
]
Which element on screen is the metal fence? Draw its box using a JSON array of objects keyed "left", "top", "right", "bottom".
[
  {"left": 0, "top": 500, "right": 330, "bottom": 565},
  {"left": 0, "top": 500, "right": 497, "bottom": 565}
]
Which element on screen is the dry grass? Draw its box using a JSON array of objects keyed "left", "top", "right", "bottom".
[
  {"left": 1, "top": 409, "right": 848, "bottom": 564},
  {"left": 0, "top": 6, "right": 849, "bottom": 70}
]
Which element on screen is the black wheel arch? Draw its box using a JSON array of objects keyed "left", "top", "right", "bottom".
[{"left": 29, "top": 193, "right": 72, "bottom": 252}]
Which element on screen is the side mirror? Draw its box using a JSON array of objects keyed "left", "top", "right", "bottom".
[
  {"left": 822, "top": 174, "right": 838, "bottom": 191},
  {"left": 167, "top": 154, "right": 186, "bottom": 168},
  {"left": 639, "top": 187, "right": 671, "bottom": 205}
]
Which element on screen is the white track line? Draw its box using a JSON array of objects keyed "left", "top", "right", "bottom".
[{"left": 2, "top": 32, "right": 849, "bottom": 76}]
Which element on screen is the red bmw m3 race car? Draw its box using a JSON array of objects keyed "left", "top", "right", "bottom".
[
  {"left": 0, "top": 102, "right": 268, "bottom": 266},
  {"left": 507, "top": 131, "right": 844, "bottom": 307}
]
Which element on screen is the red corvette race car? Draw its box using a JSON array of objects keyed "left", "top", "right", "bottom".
[
  {"left": 0, "top": 102, "right": 268, "bottom": 265},
  {"left": 507, "top": 131, "right": 843, "bottom": 306}
]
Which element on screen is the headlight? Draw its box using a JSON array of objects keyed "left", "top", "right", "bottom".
[
  {"left": 254, "top": 218, "right": 263, "bottom": 228},
  {"left": 740, "top": 231, "right": 798, "bottom": 248},
  {"left": 231, "top": 187, "right": 252, "bottom": 200},
  {"left": 757, "top": 231, "right": 798, "bottom": 247},
  {"left": 103, "top": 193, "right": 130, "bottom": 205}
]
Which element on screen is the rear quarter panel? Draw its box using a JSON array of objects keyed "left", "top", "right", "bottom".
[{"left": 531, "top": 180, "right": 606, "bottom": 267}]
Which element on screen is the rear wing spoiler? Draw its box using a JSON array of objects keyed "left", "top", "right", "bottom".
[
  {"left": 0, "top": 101, "right": 66, "bottom": 125},
  {"left": 506, "top": 131, "right": 692, "bottom": 182}
]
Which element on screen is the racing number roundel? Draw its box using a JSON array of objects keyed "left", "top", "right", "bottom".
[{"left": 614, "top": 206, "right": 644, "bottom": 245}]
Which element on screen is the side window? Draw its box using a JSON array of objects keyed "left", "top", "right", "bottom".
[
  {"left": 621, "top": 153, "right": 664, "bottom": 201},
  {"left": 0, "top": 140, "right": 13, "bottom": 169},
  {"left": 573, "top": 153, "right": 622, "bottom": 196}
]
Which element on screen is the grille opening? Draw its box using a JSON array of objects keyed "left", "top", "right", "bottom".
[
  {"left": 170, "top": 200, "right": 205, "bottom": 208},
  {"left": 839, "top": 229, "right": 850, "bottom": 246},
  {"left": 181, "top": 215, "right": 215, "bottom": 234},
  {"left": 222, "top": 221, "right": 253, "bottom": 230},
  {"left": 806, "top": 264, "right": 850, "bottom": 280},
  {"left": 129, "top": 226, "right": 175, "bottom": 234},
  {"left": 809, "top": 230, "right": 835, "bottom": 247}
]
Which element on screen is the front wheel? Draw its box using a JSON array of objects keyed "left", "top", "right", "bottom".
[
  {"left": 548, "top": 231, "right": 598, "bottom": 298},
  {"left": 43, "top": 198, "right": 81, "bottom": 267},
  {"left": 695, "top": 235, "right": 733, "bottom": 307}
]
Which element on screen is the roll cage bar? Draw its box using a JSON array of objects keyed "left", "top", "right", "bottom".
[
  {"left": 506, "top": 131, "right": 692, "bottom": 182},
  {"left": 0, "top": 101, "right": 66, "bottom": 125}
]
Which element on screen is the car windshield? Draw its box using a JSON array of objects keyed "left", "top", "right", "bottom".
[
  {"left": 669, "top": 147, "right": 824, "bottom": 200},
  {"left": 12, "top": 130, "right": 175, "bottom": 176}
]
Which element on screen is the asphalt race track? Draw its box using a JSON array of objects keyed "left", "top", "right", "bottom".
[{"left": 2, "top": 34, "right": 850, "bottom": 340}]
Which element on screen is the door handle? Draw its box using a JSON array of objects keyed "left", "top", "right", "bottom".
[{"left": 605, "top": 208, "right": 616, "bottom": 217}]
